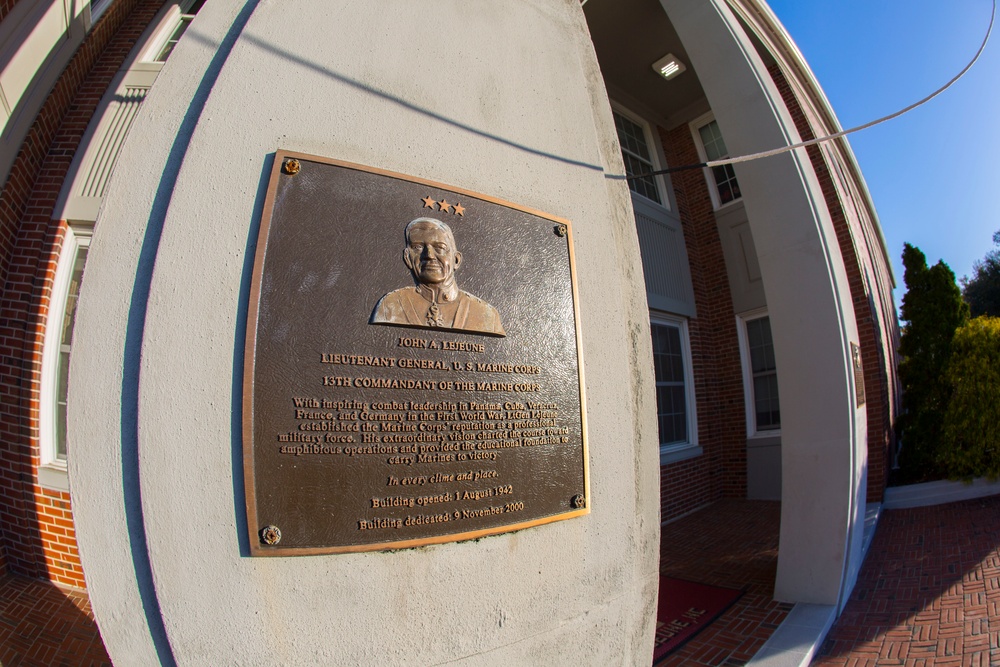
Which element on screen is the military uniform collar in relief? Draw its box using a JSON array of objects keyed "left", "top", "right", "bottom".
[{"left": 415, "top": 282, "right": 460, "bottom": 304}]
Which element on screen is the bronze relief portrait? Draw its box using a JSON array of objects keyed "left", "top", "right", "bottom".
[
  {"left": 245, "top": 152, "right": 587, "bottom": 554},
  {"left": 371, "top": 217, "right": 505, "bottom": 336}
]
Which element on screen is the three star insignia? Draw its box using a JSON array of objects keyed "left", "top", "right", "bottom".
[{"left": 421, "top": 195, "right": 465, "bottom": 216}]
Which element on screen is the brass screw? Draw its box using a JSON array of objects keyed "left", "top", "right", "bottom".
[
  {"left": 284, "top": 159, "right": 301, "bottom": 175},
  {"left": 571, "top": 494, "right": 586, "bottom": 509},
  {"left": 555, "top": 224, "right": 568, "bottom": 237},
  {"left": 260, "top": 525, "right": 282, "bottom": 545}
]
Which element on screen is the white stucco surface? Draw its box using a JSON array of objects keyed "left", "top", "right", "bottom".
[
  {"left": 68, "top": 0, "right": 659, "bottom": 664},
  {"left": 660, "top": 0, "right": 868, "bottom": 607}
]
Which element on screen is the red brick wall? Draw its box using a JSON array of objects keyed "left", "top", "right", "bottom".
[
  {"left": 0, "top": 0, "right": 167, "bottom": 586},
  {"left": 767, "top": 64, "right": 895, "bottom": 502},
  {"left": 656, "top": 124, "right": 748, "bottom": 523},
  {"left": 35, "top": 486, "right": 83, "bottom": 584}
]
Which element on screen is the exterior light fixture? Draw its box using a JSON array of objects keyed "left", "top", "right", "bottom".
[{"left": 652, "top": 53, "right": 686, "bottom": 80}]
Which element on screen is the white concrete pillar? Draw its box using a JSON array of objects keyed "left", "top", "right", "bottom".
[
  {"left": 660, "top": 0, "right": 867, "bottom": 606},
  {"left": 67, "top": 0, "right": 660, "bottom": 663}
]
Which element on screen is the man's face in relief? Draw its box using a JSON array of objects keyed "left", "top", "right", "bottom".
[{"left": 404, "top": 222, "right": 462, "bottom": 285}]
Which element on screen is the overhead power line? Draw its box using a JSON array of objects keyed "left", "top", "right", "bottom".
[{"left": 628, "top": 0, "right": 996, "bottom": 178}]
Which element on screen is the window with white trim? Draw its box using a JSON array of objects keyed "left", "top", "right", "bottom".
[
  {"left": 139, "top": 0, "right": 205, "bottom": 63},
  {"left": 650, "top": 316, "right": 697, "bottom": 456},
  {"left": 691, "top": 113, "right": 742, "bottom": 209},
  {"left": 613, "top": 108, "right": 664, "bottom": 206},
  {"left": 41, "top": 224, "right": 91, "bottom": 467},
  {"left": 738, "top": 312, "right": 781, "bottom": 435},
  {"left": 90, "top": 0, "right": 116, "bottom": 23}
]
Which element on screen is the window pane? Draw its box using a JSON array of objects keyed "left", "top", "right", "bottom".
[
  {"left": 717, "top": 181, "right": 733, "bottom": 204},
  {"left": 91, "top": 0, "right": 115, "bottom": 21},
  {"left": 154, "top": 17, "right": 192, "bottom": 62},
  {"left": 652, "top": 324, "right": 682, "bottom": 382},
  {"left": 614, "top": 111, "right": 652, "bottom": 160},
  {"left": 651, "top": 323, "right": 688, "bottom": 445},
  {"left": 754, "top": 373, "right": 780, "bottom": 429},
  {"left": 698, "top": 121, "right": 727, "bottom": 161},
  {"left": 53, "top": 242, "right": 89, "bottom": 459},
  {"left": 60, "top": 245, "right": 88, "bottom": 346},
  {"left": 746, "top": 317, "right": 776, "bottom": 374},
  {"left": 621, "top": 153, "right": 661, "bottom": 204},
  {"left": 656, "top": 386, "right": 687, "bottom": 444},
  {"left": 746, "top": 318, "right": 762, "bottom": 348},
  {"left": 55, "top": 350, "right": 70, "bottom": 459},
  {"left": 699, "top": 120, "right": 741, "bottom": 204},
  {"left": 745, "top": 316, "right": 780, "bottom": 430},
  {"left": 613, "top": 111, "right": 662, "bottom": 204},
  {"left": 712, "top": 164, "right": 739, "bottom": 205},
  {"left": 670, "top": 352, "right": 683, "bottom": 383}
]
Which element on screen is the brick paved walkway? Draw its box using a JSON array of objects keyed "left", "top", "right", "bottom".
[
  {"left": 658, "top": 499, "right": 792, "bottom": 666},
  {"left": 12, "top": 495, "right": 996, "bottom": 666},
  {"left": 0, "top": 572, "right": 110, "bottom": 667},
  {"left": 814, "top": 495, "right": 1000, "bottom": 666}
]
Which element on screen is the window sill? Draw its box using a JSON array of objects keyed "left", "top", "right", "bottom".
[
  {"left": 713, "top": 196, "right": 744, "bottom": 213},
  {"left": 660, "top": 444, "right": 702, "bottom": 466},
  {"left": 630, "top": 191, "right": 671, "bottom": 213},
  {"left": 748, "top": 428, "right": 781, "bottom": 440},
  {"left": 38, "top": 462, "right": 69, "bottom": 492}
]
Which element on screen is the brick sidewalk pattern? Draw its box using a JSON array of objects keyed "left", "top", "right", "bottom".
[
  {"left": 658, "top": 499, "right": 792, "bottom": 666},
  {"left": 815, "top": 495, "right": 1000, "bottom": 666},
  {"left": 0, "top": 572, "right": 110, "bottom": 666}
]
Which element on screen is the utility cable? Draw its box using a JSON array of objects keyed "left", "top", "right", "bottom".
[{"left": 627, "top": 0, "right": 996, "bottom": 178}]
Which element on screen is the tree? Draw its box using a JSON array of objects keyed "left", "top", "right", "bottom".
[
  {"left": 962, "top": 230, "right": 1000, "bottom": 317},
  {"left": 897, "top": 243, "right": 969, "bottom": 481}
]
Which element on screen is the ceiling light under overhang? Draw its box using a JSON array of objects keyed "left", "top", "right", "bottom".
[{"left": 652, "top": 53, "right": 686, "bottom": 81}]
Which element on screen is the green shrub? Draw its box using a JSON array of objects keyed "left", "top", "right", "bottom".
[{"left": 940, "top": 317, "right": 1000, "bottom": 479}]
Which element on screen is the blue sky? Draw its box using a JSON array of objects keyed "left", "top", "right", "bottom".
[{"left": 766, "top": 0, "right": 1000, "bottom": 308}]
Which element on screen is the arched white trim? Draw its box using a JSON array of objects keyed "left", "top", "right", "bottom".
[{"left": 661, "top": 0, "right": 867, "bottom": 607}]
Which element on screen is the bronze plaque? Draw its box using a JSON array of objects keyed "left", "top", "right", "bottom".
[
  {"left": 243, "top": 151, "right": 589, "bottom": 555},
  {"left": 851, "top": 342, "right": 866, "bottom": 407}
]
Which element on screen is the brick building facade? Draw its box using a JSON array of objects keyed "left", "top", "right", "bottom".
[
  {"left": 645, "top": 56, "right": 900, "bottom": 524},
  {"left": 0, "top": 0, "right": 900, "bottom": 661},
  {"left": 0, "top": 0, "right": 169, "bottom": 588}
]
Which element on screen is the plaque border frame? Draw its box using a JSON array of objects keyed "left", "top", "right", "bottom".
[{"left": 243, "top": 150, "right": 590, "bottom": 556}]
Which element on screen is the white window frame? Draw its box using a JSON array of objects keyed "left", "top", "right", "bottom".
[
  {"left": 611, "top": 102, "right": 672, "bottom": 212},
  {"left": 736, "top": 308, "right": 781, "bottom": 438},
  {"left": 690, "top": 111, "right": 742, "bottom": 211},
  {"left": 650, "top": 313, "right": 700, "bottom": 464},
  {"left": 38, "top": 223, "right": 92, "bottom": 490},
  {"left": 89, "top": 0, "right": 115, "bottom": 24},
  {"left": 137, "top": 0, "right": 200, "bottom": 63}
]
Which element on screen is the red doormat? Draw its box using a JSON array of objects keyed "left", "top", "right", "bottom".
[{"left": 652, "top": 576, "right": 743, "bottom": 663}]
